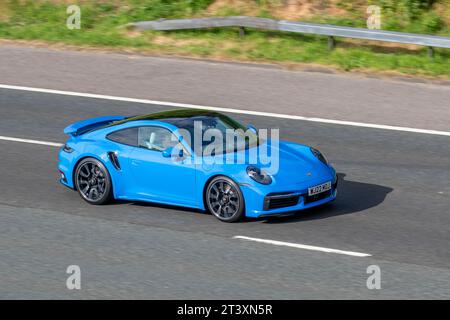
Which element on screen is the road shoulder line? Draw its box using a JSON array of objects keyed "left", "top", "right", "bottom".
[
  {"left": 233, "top": 235, "right": 372, "bottom": 257},
  {"left": 1, "top": 84, "right": 450, "bottom": 137}
]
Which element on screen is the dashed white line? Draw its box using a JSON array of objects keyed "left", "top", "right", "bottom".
[
  {"left": 0, "top": 135, "right": 62, "bottom": 147},
  {"left": 233, "top": 235, "right": 371, "bottom": 257},
  {"left": 1, "top": 84, "right": 450, "bottom": 137}
]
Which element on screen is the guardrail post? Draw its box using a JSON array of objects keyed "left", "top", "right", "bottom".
[
  {"left": 328, "top": 36, "right": 336, "bottom": 50},
  {"left": 238, "top": 26, "right": 245, "bottom": 38},
  {"left": 428, "top": 46, "right": 434, "bottom": 58}
]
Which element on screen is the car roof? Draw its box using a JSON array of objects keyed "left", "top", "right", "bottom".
[
  {"left": 111, "top": 109, "right": 244, "bottom": 130},
  {"left": 119, "top": 109, "right": 224, "bottom": 123}
]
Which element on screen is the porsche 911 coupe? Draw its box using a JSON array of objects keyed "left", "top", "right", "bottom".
[{"left": 58, "top": 109, "right": 337, "bottom": 222}]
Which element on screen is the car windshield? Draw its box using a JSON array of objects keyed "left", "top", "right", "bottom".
[{"left": 165, "top": 115, "right": 260, "bottom": 156}]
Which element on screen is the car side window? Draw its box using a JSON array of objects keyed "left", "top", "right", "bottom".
[
  {"left": 138, "top": 126, "right": 179, "bottom": 152},
  {"left": 106, "top": 127, "right": 138, "bottom": 146}
]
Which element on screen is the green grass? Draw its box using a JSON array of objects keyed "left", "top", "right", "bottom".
[{"left": 0, "top": 0, "right": 449, "bottom": 78}]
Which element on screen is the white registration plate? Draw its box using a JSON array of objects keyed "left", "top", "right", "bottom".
[{"left": 308, "top": 181, "right": 332, "bottom": 196}]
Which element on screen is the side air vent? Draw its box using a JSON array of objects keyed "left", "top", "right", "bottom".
[{"left": 108, "top": 151, "right": 121, "bottom": 170}]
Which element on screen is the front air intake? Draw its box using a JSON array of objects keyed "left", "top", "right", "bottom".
[{"left": 263, "top": 193, "right": 300, "bottom": 211}]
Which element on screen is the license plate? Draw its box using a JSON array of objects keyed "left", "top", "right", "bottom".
[{"left": 308, "top": 181, "right": 331, "bottom": 196}]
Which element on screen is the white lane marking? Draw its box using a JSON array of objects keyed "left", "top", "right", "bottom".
[
  {"left": 1, "top": 84, "right": 450, "bottom": 137},
  {"left": 233, "top": 235, "right": 371, "bottom": 257},
  {"left": 0, "top": 135, "right": 63, "bottom": 147}
]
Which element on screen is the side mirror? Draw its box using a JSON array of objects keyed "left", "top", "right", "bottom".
[
  {"left": 162, "top": 147, "right": 173, "bottom": 158},
  {"left": 162, "top": 147, "right": 184, "bottom": 158},
  {"left": 247, "top": 124, "right": 257, "bottom": 135}
]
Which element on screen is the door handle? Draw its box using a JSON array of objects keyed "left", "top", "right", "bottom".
[{"left": 131, "top": 159, "right": 141, "bottom": 166}]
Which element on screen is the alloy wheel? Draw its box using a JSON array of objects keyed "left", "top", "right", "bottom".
[
  {"left": 206, "top": 178, "right": 243, "bottom": 221},
  {"left": 75, "top": 159, "right": 110, "bottom": 203}
]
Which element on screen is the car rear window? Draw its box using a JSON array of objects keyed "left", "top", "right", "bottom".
[{"left": 106, "top": 127, "right": 138, "bottom": 147}]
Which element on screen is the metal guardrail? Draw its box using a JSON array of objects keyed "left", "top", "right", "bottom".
[{"left": 130, "top": 16, "right": 450, "bottom": 56}]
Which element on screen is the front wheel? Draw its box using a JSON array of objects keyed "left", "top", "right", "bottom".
[
  {"left": 74, "top": 157, "right": 112, "bottom": 205},
  {"left": 205, "top": 176, "right": 245, "bottom": 222}
]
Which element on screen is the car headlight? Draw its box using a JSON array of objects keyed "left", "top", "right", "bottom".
[
  {"left": 246, "top": 166, "right": 272, "bottom": 185},
  {"left": 310, "top": 147, "right": 328, "bottom": 165}
]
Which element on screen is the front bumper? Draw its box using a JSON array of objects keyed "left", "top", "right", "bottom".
[{"left": 241, "top": 175, "right": 338, "bottom": 218}]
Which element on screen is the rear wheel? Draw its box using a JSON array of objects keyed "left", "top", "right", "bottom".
[
  {"left": 74, "top": 158, "right": 112, "bottom": 205},
  {"left": 205, "top": 176, "right": 245, "bottom": 222}
]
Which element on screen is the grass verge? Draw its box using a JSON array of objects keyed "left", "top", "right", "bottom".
[{"left": 0, "top": 0, "right": 449, "bottom": 78}]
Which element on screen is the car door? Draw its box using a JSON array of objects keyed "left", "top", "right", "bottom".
[
  {"left": 105, "top": 126, "right": 139, "bottom": 198},
  {"left": 128, "top": 125, "right": 197, "bottom": 207}
]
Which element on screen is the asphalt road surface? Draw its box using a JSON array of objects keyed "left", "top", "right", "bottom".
[
  {"left": 1, "top": 88, "right": 450, "bottom": 299},
  {"left": 1, "top": 44, "right": 450, "bottom": 131},
  {"left": 1, "top": 44, "right": 450, "bottom": 299}
]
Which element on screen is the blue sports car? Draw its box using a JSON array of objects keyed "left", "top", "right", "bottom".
[{"left": 59, "top": 109, "right": 337, "bottom": 222}]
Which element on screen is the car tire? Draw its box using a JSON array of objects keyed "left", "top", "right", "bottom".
[
  {"left": 74, "top": 157, "right": 112, "bottom": 205},
  {"left": 205, "top": 176, "right": 245, "bottom": 222}
]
